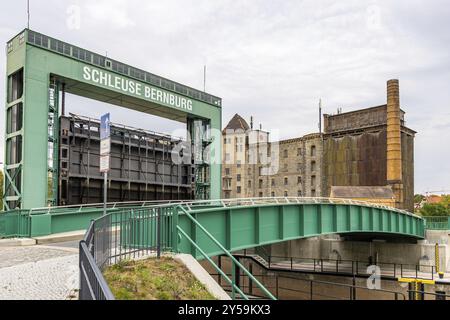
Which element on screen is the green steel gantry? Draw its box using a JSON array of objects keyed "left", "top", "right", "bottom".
[{"left": 4, "top": 29, "right": 222, "bottom": 210}]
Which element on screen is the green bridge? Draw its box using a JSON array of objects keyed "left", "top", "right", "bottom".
[
  {"left": 1, "top": 197, "right": 429, "bottom": 300},
  {"left": 1, "top": 198, "right": 426, "bottom": 249}
]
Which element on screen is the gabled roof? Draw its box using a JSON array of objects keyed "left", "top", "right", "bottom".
[
  {"left": 223, "top": 114, "right": 250, "bottom": 132},
  {"left": 331, "top": 186, "right": 395, "bottom": 199}
]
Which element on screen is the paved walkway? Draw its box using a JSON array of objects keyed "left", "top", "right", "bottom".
[{"left": 0, "top": 244, "right": 79, "bottom": 300}]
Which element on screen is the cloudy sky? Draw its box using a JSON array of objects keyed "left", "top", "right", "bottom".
[{"left": 1, "top": 0, "right": 449, "bottom": 194}]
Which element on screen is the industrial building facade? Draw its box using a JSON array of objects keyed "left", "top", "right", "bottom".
[{"left": 222, "top": 80, "right": 415, "bottom": 212}]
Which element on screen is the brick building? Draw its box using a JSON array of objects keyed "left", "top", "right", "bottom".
[{"left": 221, "top": 80, "right": 415, "bottom": 212}]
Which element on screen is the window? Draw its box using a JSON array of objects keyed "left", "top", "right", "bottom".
[
  {"left": 284, "top": 177, "right": 288, "bottom": 186},
  {"left": 311, "top": 175, "right": 316, "bottom": 187},
  {"left": 237, "top": 160, "right": 241, "bottom": 168},
  {"left": 7, "top": 41, "right": 13, "bottom": 53},
  {"left": 284, "top": 149, "right": 288, "bottom": 158},
  {"left": 259, "top": 192, "right": 263, "bottom": 198},
  {"left": 284, "top": 191, "right": 288, "bottom": 197},
  {"left": 248, "top": 167, "right": 252, "bottom": 175},
  {"left": 297, "top": 163, "right": 302, "bottom": 171},
  {"left": 223, "top": 179, "right": 231, "bottom": 189},
  {"left": 225, "top": 168, "right": 230, "bottom": 176},
  {"left": 223, "top": 138, "right": 227, "bottom": 145},
  {"left": 237, "top": 174, "right": 241, "bottom": 182},
  {"left": 237, "top": 186, "right": 242, "bottom": 194},
  {"left": 259, "top": 179, "right": 263, "bottom": 188},
  {"left": 224, "top": 192, "right": 230, "bottom": 199},
  {"left": 271, "top": 192, "right": 275, "bottom": 197},
  {"left": 7, "top": 69, "right": 24, "bottom": 103},
  {"left": 225, "top": 153, "right": 231, "bottom": 162},
  {"left": 311, "top": 145, "right": 316, "bottom": 157},
  {"left": 271, "top": 179, "right": 275, "bottom": 187},
  {"left": 248, "top": 180, "right": 252, "bottom": 188},
  {"left": 297, "top": 148, "right": 302, "bottom": 156},
  {"left": 311, "top": 190, "right": 316, "bottom": 197},
  {"left": 297, "top": 176, "right": 302, "bottom": 184},
  {"left": 298, "top": 190, "right": 302, "bottom": 197},
  {"left": 311, "top": 161, "right": 316, "bottom": 172}
]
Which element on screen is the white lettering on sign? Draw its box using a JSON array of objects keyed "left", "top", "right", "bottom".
[{"left": 83, "top": 66, "right": 193, "bottom": 111}]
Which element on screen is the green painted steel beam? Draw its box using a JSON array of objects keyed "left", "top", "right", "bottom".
[{"left": 176, "top": 203, "right": 426, "bottom": 259}]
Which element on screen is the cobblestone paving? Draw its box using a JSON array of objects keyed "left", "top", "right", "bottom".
[
  {"left": 0, "top": 246, "right": 76, "bottom": 269},
  {"left": 0, "top": 246, "right": 79, "bottom": 300}
]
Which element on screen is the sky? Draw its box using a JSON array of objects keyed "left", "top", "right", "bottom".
[{"left": 0, "top": 0, "right": 449, "bottom": 194}]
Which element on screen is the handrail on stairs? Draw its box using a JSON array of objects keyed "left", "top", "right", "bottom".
[{"left": 174, "top": 205, "right": 277, "bottom": 300}]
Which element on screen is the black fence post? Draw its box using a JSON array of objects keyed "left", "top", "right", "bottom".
[
  {"left": 218, "top": 255, "right": 222, "bottom": 286},
  {"left": 276, "top": 275, "right": 279, "bottom": 299},
  {"left": 249, "top": 263, "right": 253, "bottom": 296}
]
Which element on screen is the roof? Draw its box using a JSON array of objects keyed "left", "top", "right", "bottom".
[
  {"left": 426, "top": 195, "right": 442, "bottom": 204},
  {"left": 223, "top": 114, "right": 250, "bottom": 132},
  {"left": 330, "top": 186, "right": 395, "bottom": 199}
]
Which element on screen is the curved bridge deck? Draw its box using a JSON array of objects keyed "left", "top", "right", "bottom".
[
  {"left": 173, "top": 198, "right": 425, "bottom": 258},
  {"left": 1, "top": 198, "right": 424, "bottom": 253}
]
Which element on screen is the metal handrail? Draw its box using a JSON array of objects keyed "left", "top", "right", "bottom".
[
  {"left": 239, "top": 251, "right": 436, "bottom": 280},
  {"left": 176, "top": 227, "right": 249, "bottom": 300},
  {"left": 79, "top": 239, "right": 115, "bottom": 300},
  {"left": 210, "top": 272, "right": 406, "bottom": 300},
  {"left": 26, "top": 197, "right": 421, "bottom": 219},
  {"left": 176, "top": 205, "right": 277, "bottom": 300}
]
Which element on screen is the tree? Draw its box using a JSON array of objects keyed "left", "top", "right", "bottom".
[
  {"left": 419, "top": 195, "right": 450, "bottom": 216},
  {"left": 414, "top": 194, "right": 425, "bottom": 204}
]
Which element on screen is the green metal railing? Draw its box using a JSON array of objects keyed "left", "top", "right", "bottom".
[
  {"left": 175, "top": 205, "right": 277, "bottom": 300},
  {"left": 424, "top": 216, "right": 450, "bottom": 230}
]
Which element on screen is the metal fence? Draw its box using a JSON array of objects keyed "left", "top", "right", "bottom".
[
  {"left": 424, "top": 216, "right": 450, "bottom": 230},
  {"left": 240, "top": 249, "right": 437, "bottom": 280},
  {"left": 79, "top": 207, "right": 174, "bottom": 300},
  {"left": 212, "top": 272, "right": 406, "bottom": 300}
]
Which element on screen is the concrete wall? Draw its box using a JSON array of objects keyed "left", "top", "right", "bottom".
[
  {"left": 206, "top": 255, "right": 450, "bottom": 300},
  {"left": 266, "top": 233, "right": 450, "bottom": 272}
]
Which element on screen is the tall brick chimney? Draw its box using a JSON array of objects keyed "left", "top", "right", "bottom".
[{"left": 386, "top": 79, "right": 404, "bottom": 208}]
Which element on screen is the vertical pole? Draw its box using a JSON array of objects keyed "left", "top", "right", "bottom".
[
  {"left": 103, "top": 172, "right": 107, "bottom": 216},
  {"left": 231, "top": 261, "right": 236, "bottom": 300},
  {"left": 157, "top": 208, "right": 161, "bottom": 259},
  {"left": 435, "top": 243, "right": 440, "bottom": 274},
  {"left": 352, "top": 275, "right": 356, "bottom": 300},
  {"left": 218, "top": 255, "right": 222, "bottom": 286},
  {"left": 27, "top": 0, "right": 30, "bottom": 29},
  {"left": 172, "top": 207, "right": 179, "bottom": 254},
  {"left": 248, "top": 263, "right": 253, "bottom": 296},
  {"left": 61, "top": 83, "right": 66, "bottom": 116},
  {"left": 276, "top": 275, "right": 279, "bottom": 299}
]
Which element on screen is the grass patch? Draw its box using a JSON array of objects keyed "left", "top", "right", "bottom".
[{"left": 103, "top": 257, "right": 216, "bottom": 300}]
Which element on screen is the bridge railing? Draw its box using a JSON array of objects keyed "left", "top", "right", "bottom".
[
  {"left": 79, "top": 207, "right": 174, "bottom": 300},
  {"left": 175, "top": 205, "right": 277, "bottom": 300},
  {"left": 210, "top": 271, "right": 406, "bottom": 300},
  {"left": 424, "top": 216, "right": 450, "bottom": 230},
  {"left": 240, "top": 250, "right": 436, "bottom": 280},
  {"left": 79, "top": 204, "right": 276, "bottom": 300},
  {"left": 15, "top": 196, "right": 419, "bottom": 217}
]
